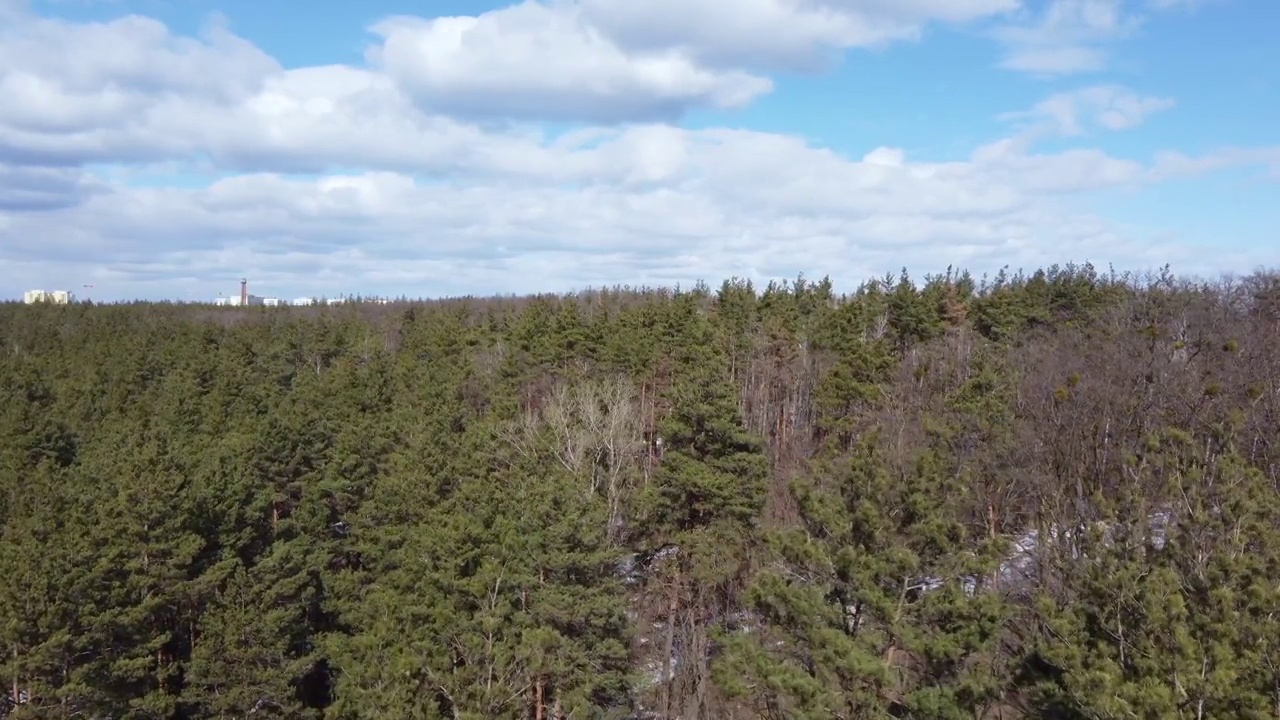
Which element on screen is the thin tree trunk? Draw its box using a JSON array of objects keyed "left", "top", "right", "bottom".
[
  {"left": 883, "top": 576, "right": 911, "bottom": 696},
  {"left": 661, "top": 572, "right": 679, "bottom": 720},
  {"left": 535, "top": 677, "right": 544, "bottom": 720},
  {"left": 693, "top": 617, "right": 710, "bottom": 720},
  {"left": 988, "top": 503, "right": 1000, "bottom": 591}
]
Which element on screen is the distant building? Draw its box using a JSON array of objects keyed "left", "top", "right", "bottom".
[
  {"left": 24, "top": 289, "right": 74, "bottom": 305},
  {"left": 211, "top": 278, "right": 267, "bottom": 306},
  {"left": 205, "top": 291, "right": 378, "bottom": 306},
  {"left": 212, "top": 295, "right": 265, "bottom": 306}
]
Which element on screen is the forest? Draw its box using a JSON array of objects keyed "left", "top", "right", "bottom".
[{"left": 4, "top": 263, "right": 1280, "bottom": 720}]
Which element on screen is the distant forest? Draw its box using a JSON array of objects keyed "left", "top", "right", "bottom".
[{"left": 5, "top": 264, "right": 1280, "bottom": 720}]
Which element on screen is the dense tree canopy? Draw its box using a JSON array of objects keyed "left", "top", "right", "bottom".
[{"left": 3, "top": 264, "right": 1280, "bottom": 719}]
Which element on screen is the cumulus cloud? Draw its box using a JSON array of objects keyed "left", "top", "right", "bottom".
[
  {"left": 368, "top": 5, "right": 771, "bottom": 123},
  {"left": 0, "top": 13, "right": 279, "bottom": 166},
  {"left": 0, "top": 36, "right": 543, "bottom": 177},
  {"left": 0, "top": 14, "right": 276, "bottom": 112},
  {"left": 0, "top": 164, "right": 1141, "bottom": 299},
  {"left": 0, "top": 0, "right": 1275, "bottom": 302},
  {"left": 363, "top": 0, "right": 1023, "bottom": 123},
  {"left": 4, "top": 117, "right": 1274, "bottom": 300},
  {"left": 578, "top": 0, "right": 1020, "bottom": 71},
  {"left": 0, "top": 165, "right": 104, "bottom": 211}
]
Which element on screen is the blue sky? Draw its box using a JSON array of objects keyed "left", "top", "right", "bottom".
[{"left": 1, "top": 0, "right": 1277, "bottom": 302}]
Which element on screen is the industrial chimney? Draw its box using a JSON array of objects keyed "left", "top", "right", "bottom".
[{"left": 240, "top": 278, "right": 248, "bottom": 306}]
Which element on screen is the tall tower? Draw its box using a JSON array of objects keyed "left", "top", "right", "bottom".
[{"left": 240, "top": 278, "right": 248, "bottom": 306}]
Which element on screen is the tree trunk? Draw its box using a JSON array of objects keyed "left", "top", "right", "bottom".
[
  {"left": 534, "top": 676, "right": 544, "bottom": 720},
  {"left": 988, "top": 502, "right": 1000, "bottom": 591},
  {"left": 661, "top": 571, "right": 679, "bottom": 720},
  {"left": 693, "top": 616, "right": 710, "bottom": 720},
  {"left": 883, "top": 576, "right": 910, "bottom": 696}
]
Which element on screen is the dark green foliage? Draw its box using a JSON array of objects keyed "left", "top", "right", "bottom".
[{"left": 2, "top": 267, "right": 1279, "bottom": 719}]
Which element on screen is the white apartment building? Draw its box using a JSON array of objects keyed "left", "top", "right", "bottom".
[
  {"left": 24, "top": 289, "right": 74, "bottom": 305},
  {"left": 212, "top": 295, "right": 266, "bottom": 306}
]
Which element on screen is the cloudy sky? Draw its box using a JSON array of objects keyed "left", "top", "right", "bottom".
[{"left": 0, "top": 0, "right": 1276, "bottom": 302}]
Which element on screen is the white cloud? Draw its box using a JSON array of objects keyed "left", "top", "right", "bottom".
[
  {"left": 363, "top": 0, "right": 1023, "bottom": 124},
  {"left": 0, "top": 167, "right": 1130, "bottom": 299},
  {"left": 0, "top": 14, "right": 276, "bottom": 112},
  {"left": 994, "top": 0, "right": 1139, "bottom": 74},
  {"left": 1146, "top": 0, "right": 1213, "bottom": 10},
  {"left": 0, "top": 0, "right": 27, "bottom": 17},
  {"left": 0, "top": 1, "right": 1275, "bottom": 302},
  {"left": 0, "top": 13, "right": 281, "bottom": 166},
  {"left": 578, "top": 0, "right": 1020, "bottom": 71},
  {"left": 999, "top": 85, "right": 1176, "bottom": 136},
  {"left": 0, "top": 36, "right": 553, "bottom": 178},
  {"left": 0, "top": 164, "right": 104, "bottom": 211},
  {"left": 5, "top": 118, "right": 1274, "bottom": 300},
  {"left": 993, "top": 0, "right": 1220, "bottom": 76},
  {"left": 368, "top": 4, "right": 772, "bottom": 123},
  {"left": 1151, "top": 147, "right": 1280, "bottom": 180}
]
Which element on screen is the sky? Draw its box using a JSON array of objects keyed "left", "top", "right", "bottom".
[{"left": 0, "top": 0, "right": 1276, "bottom": 303}]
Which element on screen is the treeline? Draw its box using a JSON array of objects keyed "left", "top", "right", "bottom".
[{"left": 3, "top": 264, "right": 1280, "bottom": 719}]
